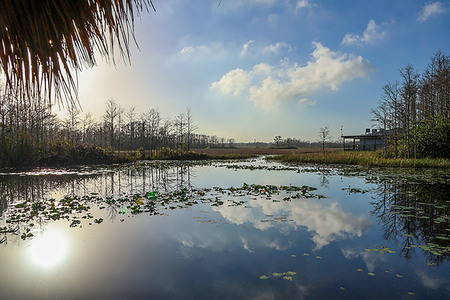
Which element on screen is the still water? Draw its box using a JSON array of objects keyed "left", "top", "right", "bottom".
[{"left": 0, "top": 158, "right": 448, "bottom": 299}]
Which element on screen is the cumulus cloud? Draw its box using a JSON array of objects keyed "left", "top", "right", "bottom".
[
  {"left": 418, "top": 2, "right": 447, "bottom": 22},
  {"left": 211, "top": 68, "right": 253, "bottom": 96},
  {"left": 211, "top": 42, "right": 373, "bottom": 111},
  {"left": 342, "top": 20, "right": 386, "bottom": 45}
]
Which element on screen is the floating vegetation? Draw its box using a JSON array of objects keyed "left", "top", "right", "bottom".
[
  {"left": 262, "top": 271, "right": 297, "bottom": 281},
  {"left": 365, "top": 246, "right": 397, "bottom": 254},
  {"left": 0, "top": 182, "right": 327, "bottom": 243},
  {"left": 342, "top": 187, "right": 371, "bottom": 194}
]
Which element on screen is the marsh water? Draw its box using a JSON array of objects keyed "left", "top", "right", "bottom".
[{"left": 0, "top": 158, "right": 448, "bottom": 299}]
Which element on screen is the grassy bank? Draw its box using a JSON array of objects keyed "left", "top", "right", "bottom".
[
  {"left": 144, "top": 147, "right": 256, "bottom": 160},
  {"left": 270, "top": 151, "right": 450, "bottom": 169}
]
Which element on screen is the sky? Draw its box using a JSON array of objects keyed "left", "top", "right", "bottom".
[{"left": 71, "top": 0, "right": 449, "bottom": 142}]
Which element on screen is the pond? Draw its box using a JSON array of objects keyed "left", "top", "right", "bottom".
[{"left": 0, "top": 158, "right": 449, "bottom": 299}]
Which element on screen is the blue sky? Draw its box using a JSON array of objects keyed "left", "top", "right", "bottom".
[{"left": 74, "top": 0, "right": 449, "bottom": 142}]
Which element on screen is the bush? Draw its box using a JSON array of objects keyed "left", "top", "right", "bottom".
[{"left": 413, "top": 116, "right": 450, "bottom": 158}]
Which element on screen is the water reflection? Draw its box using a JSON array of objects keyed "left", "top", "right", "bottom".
[
  {"left": 0, "top": 162, "right": 448, "bottom": 299},
  {"left": 27, "top": 228, "right": 69, "bottom": 268},
  {"left": 371, "top": 179, "right": 449, "bottom": 264},
  {"left": 213, "top": 197, "right": 371, "bottom": 250},
  {"left": 0, "top": 162, "right": 448, "bottom": 262}
]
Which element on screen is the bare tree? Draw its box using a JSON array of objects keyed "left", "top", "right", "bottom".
[
  {"left": 104, "top": 98, "right": 119, "bottom": 149},
  {"left": 319, "top": 126, "right": 330, "bottom": 154},
  {"left": 64, "top": 104, "right": 80, "bottom": 143},
  {"left": 185, "top": 107, "right": 198, "bottom": 151}
]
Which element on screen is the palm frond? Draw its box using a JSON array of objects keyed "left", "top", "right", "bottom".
[{"left": 0, "top": 0, "right": 154, "bottom": 106}]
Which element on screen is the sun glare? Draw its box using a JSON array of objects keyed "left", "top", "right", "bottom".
[{"left": 28, "top": 229, "right": 69, "bottom": 268}]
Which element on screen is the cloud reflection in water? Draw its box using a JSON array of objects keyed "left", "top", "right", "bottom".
[{"left": 213, "top": 197, "right": 372, "bottom": 250}]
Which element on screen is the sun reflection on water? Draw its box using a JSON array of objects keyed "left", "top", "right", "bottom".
[{"left": 27, "top": 229, "right": 69, "bottom": 268}]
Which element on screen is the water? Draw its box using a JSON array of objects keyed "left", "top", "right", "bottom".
[{"left": 0, "top": 159, "right": 448, "bottom": 299}]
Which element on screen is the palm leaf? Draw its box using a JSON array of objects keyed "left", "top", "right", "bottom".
[{"left": 0, "top": 0, "right": 154, "bottom": 106}]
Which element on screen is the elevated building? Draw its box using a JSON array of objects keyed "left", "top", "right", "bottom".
[{"left": 342, "top": 128, "right": 385, "bottom": 151}]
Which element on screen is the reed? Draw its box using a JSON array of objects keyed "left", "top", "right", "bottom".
[{"left": 271, "top": 151, "right": 450, "bottom": 169}]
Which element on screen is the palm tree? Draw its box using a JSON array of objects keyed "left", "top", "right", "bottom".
[{"left": 0, "top": 0, "right": 154, "bottom": 106}]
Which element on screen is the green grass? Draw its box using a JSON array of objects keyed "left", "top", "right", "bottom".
[{"left": 270, "top": 151, "right": 450, "bottom": 169}]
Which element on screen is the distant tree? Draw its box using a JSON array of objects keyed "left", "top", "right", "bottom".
[
  {"left": 319, "top": 126, "right": 330, "bottom": 154},
  {"left": 274, "top": 136, "right": 282, "bottom": 146},
  {"left": 64, "top": 104, "right": 80, "bottom": 143},
  {"left": 81, "top": 112, "right": 94, "bottom": 144},
  {"left": 104, "top": 98, "right": 119, "bottom": 149},
  {"left": 185, "top": 107, "right": 198, "bottom": 151}
]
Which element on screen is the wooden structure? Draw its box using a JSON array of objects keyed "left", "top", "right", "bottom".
[{"left": 342, "top": 129, "right": 384, "bottom": 151}]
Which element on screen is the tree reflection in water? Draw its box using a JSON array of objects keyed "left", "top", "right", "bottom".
[
  {"left": 0, "top": 163, "right": 194, "bottom": 244},
  {"left": 371, "top": 178, "right": 449, "bottom": 265},
  {"left": 0, "top": 163, "right": 448, "bottom": 265}
]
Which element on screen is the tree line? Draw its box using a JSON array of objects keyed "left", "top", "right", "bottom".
[
  {"left": 0, "top": 93, "right": 235, "bottom": 166},
  {"left": 372, "top": 51, "right": 449, "bottom": 158}
]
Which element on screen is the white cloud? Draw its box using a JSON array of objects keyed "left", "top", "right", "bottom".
[
  {"left": 211, "top": 68, "right": 252, "bottom": 96},
  {"left": 177, "top": 42, "right": 229, "bottom": 61},
  {"left": 263, "top": 42, "right": 293, "bottom": 55},
  {"left": 298, "top": 98, "right": 316, "bottom": 106},
  {"left": 418, "top": 2, "right": 447, "bottom": 22},
  {"left": 212, "top": 43, "right": 373, "bottom": 111},
  {"left": 240, "top": 40, "right": 293, "bottom": 57},
  {"left": 342, "top": 20, "right": 386, "bottom": 45},
  {"left": 240, "top": 40, "right": 254, "bottom": 56},
  {"left": 180, "top": 46, "right": 194, "bottom": 55},
  {"left": 179, "top": 44, "right": 211, "bottom": 56},
  {"left": 296, "top": 0, "right": 313, "bottom": 9}
]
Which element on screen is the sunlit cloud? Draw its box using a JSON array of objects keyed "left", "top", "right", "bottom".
[
  {"left": 211, "top": 68, "right": 253, "bottom": 96},
  {"left": 341, "top": 20, "right": 386, "bottom": 45},
  {"left": 418, "top": 2, "right": 447, "bottom": 22},
  {"left": 212, "top": 42, "right": 373, "bottom": 111}
]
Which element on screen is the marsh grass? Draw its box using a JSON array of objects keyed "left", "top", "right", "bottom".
[{"left": 270, "top": 151, "right": 450, "bottom": 168}]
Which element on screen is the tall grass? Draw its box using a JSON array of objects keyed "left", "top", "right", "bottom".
[{"left": 270, "top": 151, "right": 450, "bottom": 168}]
